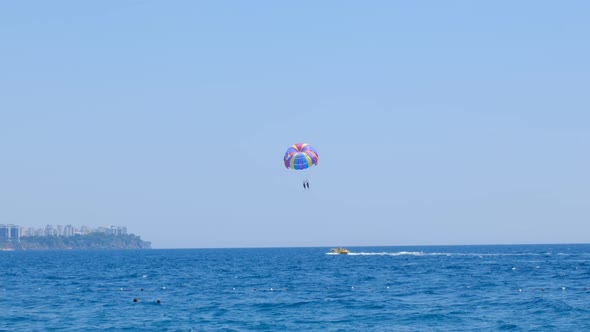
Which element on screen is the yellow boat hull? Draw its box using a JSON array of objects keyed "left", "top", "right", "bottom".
[{"left": 330, "top": 247, "right": 349, "bottom": 255}]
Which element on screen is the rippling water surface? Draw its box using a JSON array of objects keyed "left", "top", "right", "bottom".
[{"left": 1, "top": 244, "right": 590, "bottom": 331}]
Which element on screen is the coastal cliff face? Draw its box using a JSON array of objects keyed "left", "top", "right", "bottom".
[{"left": 0, "top": 233, "right": 151, "bottom": 250}]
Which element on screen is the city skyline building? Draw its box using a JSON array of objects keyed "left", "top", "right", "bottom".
[
  {"left": 1, "top": 224, "right": 129, "bottom": 241},
  {"left": 0, "top": 224, "right": 20, "bottom": 241}
]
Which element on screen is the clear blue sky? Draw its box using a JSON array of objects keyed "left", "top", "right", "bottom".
[{"left": 1, "top": 1, "right": 589, "bottom": 248}]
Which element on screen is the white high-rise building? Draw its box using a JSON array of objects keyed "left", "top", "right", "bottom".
[
  {"left": 0, "top": 224, "right": 20, "bottom": 241},
  {"left": 64, "top": 225, "right": 74, "bottom": 237}
]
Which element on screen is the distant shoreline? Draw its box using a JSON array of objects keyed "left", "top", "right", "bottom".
[{"left": 0, "top": 233, "right": 151, "bottom": 251}]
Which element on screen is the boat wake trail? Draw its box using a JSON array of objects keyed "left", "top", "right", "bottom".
[
  {"left": 328, "top": 252, "right": 555, "bottom": 257},
  {"left": 348, "top": 251, "right": 429, "bottom": 256}
]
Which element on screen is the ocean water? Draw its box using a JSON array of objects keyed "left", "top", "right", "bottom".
[{"left": 1, "top": 245, "right": 590, "bottom": 331}]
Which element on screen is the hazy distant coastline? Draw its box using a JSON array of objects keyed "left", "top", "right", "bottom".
[
  {"left": 0, "top": 224, "right": 151, "bottom": 250},
  {"left": 0, "top": 232, "right": 151, "bottom": 251}
]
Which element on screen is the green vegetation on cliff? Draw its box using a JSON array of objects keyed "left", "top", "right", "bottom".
[{"left": 0, "top": 233, "right": 151, "bottom": 250}]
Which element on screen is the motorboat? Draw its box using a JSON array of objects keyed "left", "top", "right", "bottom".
[{"left": 330, "top": 247, "right": 350, "bottom": 255}]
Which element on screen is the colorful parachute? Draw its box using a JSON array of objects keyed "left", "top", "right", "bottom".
[{"left": 283, "top": 143, "right": 319, "bottom": 170}]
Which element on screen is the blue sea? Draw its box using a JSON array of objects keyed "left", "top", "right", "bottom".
[{"left": 1, "top": 244, "right": 590, "bottom": 331}]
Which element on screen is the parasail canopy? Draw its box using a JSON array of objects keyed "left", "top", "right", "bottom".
[{"left": 283, "top": 143, "right": 319, "bottom": 170}]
